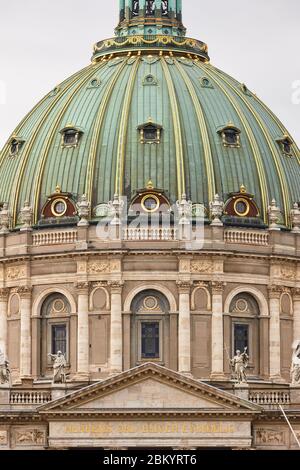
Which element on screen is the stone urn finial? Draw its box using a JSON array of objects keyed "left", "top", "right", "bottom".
[
  {"left": 20, "top": 201, "right": 33, "bottom": 231},
  {"left": 108, "top": 194, "right": 124, "bottom": 226},
  {"left": 176, "top": 193, "right": 192, "bottom": 225},
  {"left": 209, "top": 194, "right": 224, "bottom": 226},
  {"left": 77, "top": 194, "right": 90, "bottom": 227},
  {"left": 291, "top": 203, "right": 300, "bottom": 234},
  {"left": 0, "top": 203, "right": 11, "bottom": 234},
  {"left": 268, "top": 199, "right": 281, "bottom": 231}
]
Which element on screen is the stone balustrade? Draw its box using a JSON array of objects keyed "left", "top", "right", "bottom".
[
  {"left": 224, "top": 229, "right": 269, "bottom": 246},
  {"left": 249, "top": 390, "right": 290, "bottom": 409},
  {"left": 123, "top": 227, "right": 177, "bottom": 241},
  {"left": 10, "top": 390, "right": 52, "bottom": 405},
  {"left": 33, "top": 230, "right": 78, "bottom": 246}
]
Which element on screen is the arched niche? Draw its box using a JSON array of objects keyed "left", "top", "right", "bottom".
[
  {"left": 191, "top": 286, "right": 211, "bottom": 311},
  {"left": 89, "top": 286, "right": 110, "bottom": 311}
]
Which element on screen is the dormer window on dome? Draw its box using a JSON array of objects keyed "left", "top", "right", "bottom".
[
  {"left": 143, "top": 74, "right": 158, "bottom": 86},
  {"left": 60, "top": 126, "right": 83, "bottom": 148},
  {"left": 9, "top": 136, "right": 24, "bottom": 157},
  {"left": 138, "top": 119, "right": 162, "bottom": 144},
  {"left": 129, "top": 181, "right": 171, "bottom": 215},
  {"left": 276, "top": 135, "right": 293, "bottom": 156},
  {"left": 218, "top": 124, "right": 241, "bottom": 148}
]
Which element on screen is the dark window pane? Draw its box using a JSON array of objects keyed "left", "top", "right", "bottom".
[
  {"left": 141, "top": 322, "right": 159, "bottom": 358},
  {"left": 64, "top": 131, "right": 77, "bottom": 145},
  {"left": 234, "top": 324, "right": 249, "bottom": 354},
  {"left": 144, "top": 126, "right": 157, "bottom": 141},
  {"left": 52, "top": 325, "right": 67, "bottom": 355},
  {"left": 224, "top": 129, "right": 238, "bottom": 145},
  {"left": 283, "top": 140, "right": 291, "bottom": 154}
]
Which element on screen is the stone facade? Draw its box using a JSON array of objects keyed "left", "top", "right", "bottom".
[{"left": 0, "top": 225, "right": 299, "bottom": 449}]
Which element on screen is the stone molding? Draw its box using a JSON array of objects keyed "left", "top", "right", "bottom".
[
  {"left": 17, "top": 286, "right": 32, "bottom": 299},
  {"left": 268, "top": 285, "right": 284, "bottom": 299},
  {"left": 0, "top": 287, "right": 10, "bottom": 301},
  {"left": 211, "top": 281, "right": 226, "bottom": 294},
  {"left": 176, "top": 280, "right": 192, "bottom": 294}
]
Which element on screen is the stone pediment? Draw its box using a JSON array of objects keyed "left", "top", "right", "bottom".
[{"left": 39, "top": 363, "right": 261, "bottom": 417}]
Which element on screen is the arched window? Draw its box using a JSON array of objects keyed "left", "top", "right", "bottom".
[
  {"left": 217, "top": 124, "right": 241, "bottom": 148},
  {"left": 137, "top": 119, "right": 163, "bottom": 144},
  {"left": 40, "top": 293, "right": 71, "bottom": 378},
  {"left": 276, "top": 135, "right": 293, "bottom": 156},
  {"left": 229, "top": 293, "right": 260, "bottom": 377},
  {"left": 60, "top": 126, "right": 83, "bottom": 148},
  {"left": 9, "top": 137, "right": 24, "bottom": 157},
  {"left": 130, "top": 290, "right": 171, "bottom": 367}
]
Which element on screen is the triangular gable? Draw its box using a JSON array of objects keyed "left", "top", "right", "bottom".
[{"left": 39, "top": 363, "right": 261, "bottom": 415}]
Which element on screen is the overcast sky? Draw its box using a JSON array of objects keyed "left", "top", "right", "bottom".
[{"left": 0, "top": 0, "right": 299, "bottom": 148}]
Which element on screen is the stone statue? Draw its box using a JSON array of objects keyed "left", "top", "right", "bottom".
[
  {"left": 161, "top": 1, "right": 168, "bottom": 15},
  {"left": 0, "top": 348, "right": 10, "bottom": 385},
  {"left": 146, "top": 0, "right": 155, "bottom": 16},
  {"left": 291, "top": 341, "right": 300, "bottom": 385},
  {"left": 230, "top": 347, "right": 249, "bottom": 384},
  {"left": 132, "top": 0, "right": 139, "bottom": 16},
  {"left": 48, "top": 351, "right": 67, "bottom": 384}
]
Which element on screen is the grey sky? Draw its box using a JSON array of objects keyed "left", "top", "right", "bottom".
[{"left": 0, "top": 0, "right": 299, "bottom": 148}]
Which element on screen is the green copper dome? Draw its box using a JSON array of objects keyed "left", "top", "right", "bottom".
[{"left": 0, "top": 0, "right": 299, "bottom": 227}]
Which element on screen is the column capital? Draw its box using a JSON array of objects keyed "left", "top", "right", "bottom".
[
  {"left": 0, "top": 287, "right": 9, "bottom": 301},
  {"left": 292, "top": 287, "right": 300, "bottom": 300},
  {"left": 176, "top": 280, "right": 192, "bottom": 293},
  {"left": 17, "top": 286, "right": 32, "bottom": 299},
  {"left": 211, "top": 280, "right": 226, "bottom": 294},
  {"left": 74, "top": 281, "right": 90, "bottom": 294},
  {"left": 108, "top": 280, "right": 124, "bottom": 293},
  {"left": 268, "top": 284, "right": 282, "bottom": 299}
]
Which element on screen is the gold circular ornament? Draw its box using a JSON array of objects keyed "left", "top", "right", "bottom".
[
  {"left": 141, "top": 194, "right": 160, "bottom": 213},
  {"left": 233, "top": 198, "right": 250, "bottom": 217},
  {"left": 53, "top": 299, "right": 65, "bottom": 313},
  {"left": 236, "top": 299, "right": 248, "bottom": 313},
  {"left": 51, "top": 198, "right": 67, "bottom": 217},
  {"left": 143, "top": 296, "right": 158, "bottom": 310}
]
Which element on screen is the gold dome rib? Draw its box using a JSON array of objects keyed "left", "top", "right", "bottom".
[
  {"left": 0, "top": 66, "right": 89, "bottom": 169},
  {"left": 161, "top": 56, "right": 186, "bottom": 199},
  {"left": 115, "top": 56, "right": 141, "bottom": 196},
  {"left": 31, "top": 63, "right": 106, "bottom": 224},
  {"left": 195, "top": 61, "right": 269, "bottom": 223},
  {"left": 211, "top": 65, "right": 291, "bottom": 227},
  {"left": 174, "top": 58, "right": 216, "bottom": 202},
  {"left": 11, "top": 65, "right": 93, "bottom": 224},
  {"left": 86, "top": 59, "right": 129, "bottom": 206}
]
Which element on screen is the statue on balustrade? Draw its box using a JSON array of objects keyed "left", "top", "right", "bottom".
[
  {"left": 230, "top": 347, "right": 249, "bottom": 384},
  {"left": 291, "top": 341, "right": 300, "bottom": 385},
  {"left": 0, "top": 348, "right": 10, "bottom": 385},
  {"left": 132, "top": 0, "right": 139, "bottom": 16},
  {"left": 48, "top": 351, "right": 67, "bottom": 384}
]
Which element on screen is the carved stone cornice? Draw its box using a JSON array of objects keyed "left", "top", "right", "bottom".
[
  {"left": 176, "top": 280, "right": 192, "bottom": 294},
  {"left": 108, "top": 281, "right": 124, "bottom": 293},
  {"left": 0, "top": 287, "right": 9, "bottom": 301},
  {"left": 74, "top": 281, "right": 90, "bottom": 293},
  {"left": 17, "top": 286, "right": 33, "bottom": 299},
  {"left": 211, "top": 281, "right": 226, "bottom": 294},
  {"left": 91, "top": 281, "right": 108, "bottom": 289},
  {"left": 268, "top": 285, "right": 282, "bottom": 299}
]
